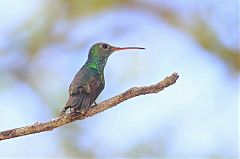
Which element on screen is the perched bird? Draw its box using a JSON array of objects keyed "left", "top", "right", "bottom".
[{"left": 60, "top": 42, "right": 145, "bottom": 116}]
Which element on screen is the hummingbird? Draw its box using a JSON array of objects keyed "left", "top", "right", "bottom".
[{"left": 60, "top": 42, "right": 145, "bottom": 116}]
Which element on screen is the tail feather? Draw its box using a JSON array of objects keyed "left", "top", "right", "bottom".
[{"left": 59, "top": 93, "right": 93, "bottom": 116}]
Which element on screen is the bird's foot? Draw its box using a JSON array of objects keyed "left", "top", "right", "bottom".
[
  {"left": 69, "top": 111, "right": 81, "bottom": 117},
  {"left": 70, "top": 107, "right": 87, "bottom": 117},
  {"left": 68, "top": 108, "right": 81, "bottom": 117}
]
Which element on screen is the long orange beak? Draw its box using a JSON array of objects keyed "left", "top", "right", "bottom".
[{"left": 111, "top": 46, "right": 145, "bottom": 51}]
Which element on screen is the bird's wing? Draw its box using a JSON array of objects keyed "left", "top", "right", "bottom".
[
  {"left": 69, "top": 75, "right": 102, "bottom": 95},
  {"left": 61, "top": 75, "right": 103, "bottom": 115}
]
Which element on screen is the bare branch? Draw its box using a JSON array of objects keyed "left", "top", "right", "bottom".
[{"left": 0, "top": 73, "right": 179, "bottom": 141}]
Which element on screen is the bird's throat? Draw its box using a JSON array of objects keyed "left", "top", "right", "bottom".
[{"left": 86, "top": 56, "right": 108, "bottom": 73}]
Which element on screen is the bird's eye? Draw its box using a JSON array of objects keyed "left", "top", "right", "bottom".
[{"left": 102, "top": 44, "right": 108, "bottom": 49}]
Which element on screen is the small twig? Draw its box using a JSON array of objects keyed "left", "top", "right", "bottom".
[{"left": 0, "top": 73, "right": 179, "bottom": 141}]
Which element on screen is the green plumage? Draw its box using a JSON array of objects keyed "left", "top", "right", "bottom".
[{"left": 60, "top": 42, "right": 145, "bottom": 115}]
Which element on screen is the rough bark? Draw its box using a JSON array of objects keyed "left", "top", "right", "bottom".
[{"left": 0, "top": 73, "right": 179, "bottom": 141}]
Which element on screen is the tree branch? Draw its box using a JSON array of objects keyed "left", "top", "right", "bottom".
[{"left": 0, "top": 73, "right": 179, "bottom": 141}]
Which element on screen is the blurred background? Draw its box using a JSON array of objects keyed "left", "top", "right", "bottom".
[{"left": 0, "top": 0, "right": 239, "bottom": 158}]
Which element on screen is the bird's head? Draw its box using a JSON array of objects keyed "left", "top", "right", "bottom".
[
  {"left": 88, "top": 42, "right": 145, "bottom": 60},
  {"left": 86, "top": 42, "right": 145, "bottom": 71}
]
